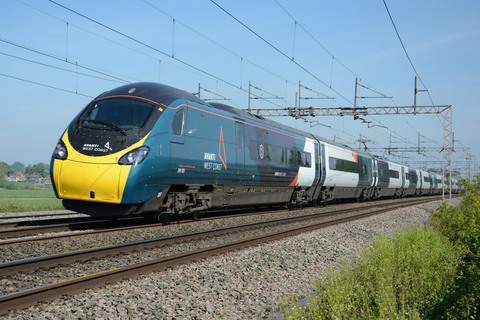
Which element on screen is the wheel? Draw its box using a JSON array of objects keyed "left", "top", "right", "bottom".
[
  {"left": 160, "top": 213, "right": 171, "bottom": 224},
  {"left": 190, "top": 211, "right": 201, "bottom": 221}
]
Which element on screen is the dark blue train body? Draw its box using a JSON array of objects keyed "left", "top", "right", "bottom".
[{"left": 50, "top": 82, "right": 458, "bottom": 222}]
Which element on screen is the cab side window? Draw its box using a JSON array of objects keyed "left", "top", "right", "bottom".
[{"left": 172, "top": 109, "right": 184, "bottom": 136}]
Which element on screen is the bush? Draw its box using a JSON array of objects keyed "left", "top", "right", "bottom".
[
  {"left": 428, "top": 176, "right": 480, "bottom": 319},
  {"left": 431, "top": 176, "right": 480, "bottom": 259},
  {"left": 0, "top": 175, "right": 16, "bottom": 189}
]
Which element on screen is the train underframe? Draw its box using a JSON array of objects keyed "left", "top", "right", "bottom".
[{"left": 63, "top": 183, "right": 436, "bottom": 224}]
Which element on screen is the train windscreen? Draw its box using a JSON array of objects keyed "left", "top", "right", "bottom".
[{"left": 81, "top": 99, "right": 154, "bottom": 132}]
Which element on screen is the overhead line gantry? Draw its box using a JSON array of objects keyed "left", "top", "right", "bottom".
[{"left": 242, "top": 77, "right": 454, "bottom": 202}]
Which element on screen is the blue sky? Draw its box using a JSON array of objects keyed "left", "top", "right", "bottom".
[{"left": 1, "top": 0, "right": 479, "bottom": 178}]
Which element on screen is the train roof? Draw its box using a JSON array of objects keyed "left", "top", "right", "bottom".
[
  {"left": 97, "top": 82, "right": 209, "bottom": 107},
  {"left": 208, "top": 102, "right": 373, "bottom": 156},
  {"left": 97, "top": 82, "right": 441, "bottom": 174},
  {"left": 96, "top": 82, "right": 350, "bottom": 151}
]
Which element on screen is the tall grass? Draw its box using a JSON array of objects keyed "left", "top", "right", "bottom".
[
  {"left": 282, "top": 226, "right": 459, "bottom": 319},
  {"left": 281, "top": 175, "right": 480, "bottom": 319}
]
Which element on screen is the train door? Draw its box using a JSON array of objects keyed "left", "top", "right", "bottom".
[
  {"left": 310, "top": 140, "right": 323, "bottom": 201},
  {"left": 233, "top": 122, "right": 245, "bottom": 183},
  {"left": 401, "top": 166, "right": 405, "bottom": 188},
  {"left": 357, "top": 155, "right": 371, "bottom": 187},
  {"left": 372, "top": 159, "right": 378, "bottom": 187},
  {"left": 314, "top": 141, "right": 322, "bottom": 185},
  {"left": 319, "top": 143, "right": 327, "bottom": 186},
  {"left": 168, "top": 105, "right": 188, "bottom": 178}
]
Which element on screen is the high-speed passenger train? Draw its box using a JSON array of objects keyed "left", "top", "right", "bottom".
[{"left": 50, "top": 82, "right": 456, "bottom": 222}]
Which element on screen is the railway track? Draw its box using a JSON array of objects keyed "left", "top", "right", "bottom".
[
  {"left": 0, "top": 206, "right": 285, "bottom": 241},
  {"left": 0, "top": 211, "right": 80, "bottom": 221},
  {"left": 0, "top": 216, "right": 146, "bottom": 240},
  {"left": 0, "top": 196, "right": 442, "bottom": 243},
  {"left": 0, "top": 196, "right": 438, "bottom": 315}
]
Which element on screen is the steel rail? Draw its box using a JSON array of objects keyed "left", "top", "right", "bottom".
[
  {"left": 0, "top": 212, "right": 79, "bottom": 221},
  {"left": 0, "top": 197, "right": 438, "bottom": 314},
  {"left": 0, "top": 216, "right": 146, "bottom": 240},
  {"left": 0, "top": 208, "right": 286, "bottom": 245},
  {"left": 0, "top": 206, "right": 284, "bottom": 241},
  {"left": 0, "top": 209, "right": 279, "bottom": 245},
  {"left": 0, "top": 197, "right": 437, "bottom": 276},
  {"left": 0, "top": 215, "right": 112, "bottom": 229},
  {"left": 0, "top": 197, "right": 435, "bottom": 314},
  {"left": 0, "top": 196, "right": 441, "bottom": 245}
]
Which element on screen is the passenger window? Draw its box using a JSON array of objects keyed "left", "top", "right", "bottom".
[
  {"left": 266, "top": 144, "right": 273, "bottom": 161},
  {"left": 303, "top": 152, "right": 311, "bottom": 167},
  {"left": 288, "top": 149, "right": 295, "bottom": 165},
  {"left": 275, "top": 146, "right": 284, "bottom": 164},
  {"left": 237, "top": 126, "right": 244, "bottom": 148},
  {"left": 172, "top": 109, "right": 184, "bottom": 136},
  {"left": 296, "top": 151, "right": 303, "bottom": 166}
]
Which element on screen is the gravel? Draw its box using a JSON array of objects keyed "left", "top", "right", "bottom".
[
  {"left": 0, "top": 210, "right": 85, "bottom": 222},
  {"left": 0, "top": 199, "right": 459, "bottom": 319}
]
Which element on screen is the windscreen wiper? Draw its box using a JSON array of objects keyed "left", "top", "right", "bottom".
[{"left": 84, "top": 119, "right": 127, "bottom": 136}]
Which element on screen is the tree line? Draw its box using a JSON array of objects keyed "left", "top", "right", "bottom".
[{"left": 0, "top": 161, "right": 50, "bottom": 178}]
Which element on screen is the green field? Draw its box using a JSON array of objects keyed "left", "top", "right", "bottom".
[
  {"left": 0, "top": 188, "right": 56, "bottom": 199},
  {"left": 0, "top": 188, "right": 64, "bottom": 212}
]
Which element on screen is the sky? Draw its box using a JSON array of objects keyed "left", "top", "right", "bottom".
[{"left": 0, "top": 0, "right": 479, "bottom": 179}]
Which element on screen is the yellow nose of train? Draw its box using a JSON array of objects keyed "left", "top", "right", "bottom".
[{"left": 51, "top": 130, "right": 148, "bottom": 204}]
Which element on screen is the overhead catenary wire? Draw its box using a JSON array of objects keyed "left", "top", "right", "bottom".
[
  {"left": 10, "top": 0, "right": 240, "bottom": 100},
  {"left": 14, "top": 0, "right": 209, "bottom": 82},
  {"left": 274, "top": 0, "right": 380, "bottom": 94},
  {"left": 205, "top": 1, "right": 426, "bottom": 161},
  {"left": 209, "top": 0, "right": 354, "bottom": 106},
  {"left": 6, "top": 1, "right": 444, "bottom": 165},
  {"left": 0, "top": 72, "right": 94, "bottom": 98},
  {"left": 271, "top": 1, "right": 423, "bottom": 157},
  {"left": 0, "top": 51, "right": 127, "bottom": 84},
  {"left": 382, "top": 0, "right": 434, "bottom": 105},
  {"left": 143, "top": 0, "right": 293, "bottom": 86},
  {"left": 0, "top": 37, "right": 133, "bottom": 84},
  {"left": 44, "top": 0, "right": 295, "bottom": 110},
  {"left": 14, "top": 0, "right": 440, "bottom": 114},
  {"left": 48, "top": 0, "right": 241, "bottom": 92}
]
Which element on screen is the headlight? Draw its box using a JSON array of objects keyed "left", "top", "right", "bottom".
[
  {"left": 53, "top": 140, "right": 68, "bottom": 160},
  {"left": 119, "top": 146, "right": 150, "bottom": 165}
]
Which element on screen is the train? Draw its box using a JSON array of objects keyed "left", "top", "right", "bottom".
[{"left": 50, "top": 82, "right": 460, "bottom": 222}]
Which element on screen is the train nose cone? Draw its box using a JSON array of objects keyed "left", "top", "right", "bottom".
[{"left": 56, "top": 160, "right": 129, "bottom": 203}]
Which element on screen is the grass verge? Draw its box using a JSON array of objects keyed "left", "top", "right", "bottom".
[
  {"left": 282, "top": 226, "right": 459, "bottom": 319},
  {"left": 281, "top": 176, "right": 480, "bottom": 319},
  {"left": 0, "top": 188, "right": 56, "bottom": 199},
  {"left": 0, "top": 199, "right": 64, "bottom": 213}
]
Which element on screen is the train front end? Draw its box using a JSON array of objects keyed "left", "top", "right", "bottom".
[{"left": 50, "top": 82, "right": 167, "bottom": 216}]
